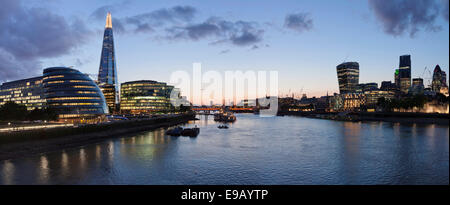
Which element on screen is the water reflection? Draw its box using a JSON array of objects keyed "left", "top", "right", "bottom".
[
  {"left": 61, "top": 151, "right": 69, "bottom": 177},
  {"left": 38, "top": 155, "right": 49, "bottom": 184},
  {"left": 338, "top": 122, "right": 362, "bottom": 183},
  {"left": 2, "top": 160, "right": 14, "bottom": 185},
  {"left": 0, "top": 114, "right": 448, "bottom": 185}
]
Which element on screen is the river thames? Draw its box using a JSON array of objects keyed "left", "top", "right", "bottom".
[{"left": 0, "top": 114, "right": 448, "bottom": 185}]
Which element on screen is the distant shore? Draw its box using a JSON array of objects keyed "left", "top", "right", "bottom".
[
  {"left": 277, "top": 111, "right": 449, "bottom": 125},
  {"left": 0, "top": 113, "right": 196, "bottom": 161}
]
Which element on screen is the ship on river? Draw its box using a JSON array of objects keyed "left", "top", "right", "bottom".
[{"left": 214, "top": 111, "right": 236, "bottom": 122}]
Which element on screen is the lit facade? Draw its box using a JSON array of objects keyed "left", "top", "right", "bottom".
[
  {"left": 364, "top": 90, "right": 395, "bottom": 107},
  {"left": 43, "top": 67, "right": 109, "bottom": 123},
  {"left": 411, "top": 78, "right": 424, "bottom": 95},
  {"left": 120, "top": 80, "right": 177, "bottom": 114},
  {"left": 398, "top": 55, "right": 411, "bottom": 94},
  {"left": 329, "top": 93, "right": 366, "bottom": 111},
  {"left": 337, "top": 62, "right": 359, "bottom": 94},
  {"left": 356, "top": 83, "right": 378, "bottom": 92},
  {"left": 432, "top": 65, "right": 448, "bottom": 96},
  {"left": 98, "top": 12, "right": 119, "bottom": 112},
  {"left": 0, "top": 77, "right": 45, "bottom": 110},
  {"left": 380, "top": 81, "right": 398, "bottom": 92}
]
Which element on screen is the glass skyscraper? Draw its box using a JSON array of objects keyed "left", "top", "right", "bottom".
[
  {"left": 98, "top": 12, "right": 119, "bottom": 113},
  {"left": 398, "top": 55, "right": 411, "bottom": 94},
  {"left": 432, "top": 64, "right": 448, "bottom": 95},
  {"left": 336, "top": 62, "right": 359, "bottom": 94}
]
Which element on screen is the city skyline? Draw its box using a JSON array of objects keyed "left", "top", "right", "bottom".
[{"left": 0, "top": 0, "right": 449, "bottom": 99}]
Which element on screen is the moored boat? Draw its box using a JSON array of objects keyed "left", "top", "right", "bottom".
[
  {"left": 181, "top": 126, "right": 200, "bottom": 137},
  {"left": 166, "top": 126, "right": 183, "bottom": 136},
  {"left": 214, "top": 112, "right": 236, "bottom": 122},
  {"left": 218, "top": 125, "right": 229, "bottom": 129}
]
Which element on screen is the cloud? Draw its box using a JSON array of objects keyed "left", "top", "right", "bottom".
[
  {"left": 443, "top": 0, "right": 449, "bottom": 22},
  {"left": 166, "top": 17, "right": 264, "bottom": 47},
  {"left": 219, "top": 49, "right": 230, "bottom": 54},
  {"left": 93, "top": 5, "right": 197, "bottom": 34},
  {"left": 284, "top": 12, "right": 314, "bottom": 33},
  {"left": 0, "top": 0, "right": 91, "bottom": 82},
  {"left": 90, "top": 5, "right": 116, "bottom": 21},
  {"left": 112, "top": 17, "right": 127, "bottom": 34},
  {"left": 0, "top": 49, "right": 41, "bottom": 82},
  {"left": 251, "top": 45, "right": 259, "bottom": 50},
  {"left": 89, "top": 0, "right": 133, "bottom": 21},
  {"left": 368, "top": 0, "right": 442, "bottom": 37}
]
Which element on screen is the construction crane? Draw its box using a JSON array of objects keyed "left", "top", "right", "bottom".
[{"left": 419, "top": 66, "right": 433, "bottom": 88}]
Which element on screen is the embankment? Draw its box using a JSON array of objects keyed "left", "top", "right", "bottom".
[
  {"left": 278, "top": 111, "right": 449, "bottom": 125},
  {"left": 0, "top": 113, "right": 195, "bottom": 161}
]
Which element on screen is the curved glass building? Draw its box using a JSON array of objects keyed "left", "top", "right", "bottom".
[{"left": 43, "top": 67, "right": 109, "bottom": 123}]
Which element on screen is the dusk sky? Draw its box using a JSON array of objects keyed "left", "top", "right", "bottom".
[{"left": 0, "top": 0, "right": 448, "bottom": 98}]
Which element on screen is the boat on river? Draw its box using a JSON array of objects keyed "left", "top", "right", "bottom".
[
  {"left": 218, "top": 125, "right": 229, "bottom": 129},
  {"left": 214, "top": 112, "right": 236, "bottom": 122},
  {"left": 181, "top": 127, "right": 200, "bottom": 137},
  {"left": 166, "top": 126, "right": 183, "bottom": 136}
]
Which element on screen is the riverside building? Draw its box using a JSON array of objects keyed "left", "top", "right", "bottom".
[
  {"left": 0, "top": 76, "right": 45, "bottom": 110},
  {"left": 0, "top": 67, "right": 109, "bottom": 123},
  {"left": 43, "top": 67, "right": 109, "bottom": 123},
  {"left": 120, "top": 80, "right": 179, "bottom": 114},
  {"left": 98, "top": 12, "right": 119, "bottom": 113},
  {"left": 337, "top": 62, "right": 360, "bottom": 94}
]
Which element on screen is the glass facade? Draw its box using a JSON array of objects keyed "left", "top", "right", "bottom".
[
  {"left": 364, "top": 90, "right": 395, "bottom": 107},
  {"left": 398, "top": 55, "right": 411, "bottom": 94},
  {"left": 380, "top": 81, "right": 398, "bottom": 92},
  {"left": 432, "top": 65, "right": 448, "bottom": 93},
  {"left": 120, "top": 80, "right": 177, "bottom": 114},
  {"left": 98, "top": 12, "right": 119, "bottom": 112},
  {"left": 411, "top": 78, "right": 424, "bottom": 95},
  {"left": 356, "top": 83, "right": 378, "bottom": 92},
  {"left": 0, "top": 77, "right": 45, "bottom": 110},
  {"left": 336, "top": 62, "right": 359, "bottom": 94},
  {"left": 43, "top": 67, "right": 109, "bottom": 123}
]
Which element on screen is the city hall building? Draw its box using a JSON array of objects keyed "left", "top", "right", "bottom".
[{"left": 0, "top": 67, "right": 109, "bottom": 123}]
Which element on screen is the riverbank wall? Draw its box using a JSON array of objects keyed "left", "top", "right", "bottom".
[
  {"left": 277, "top": 111, "right": 449, "bottom": 125},
  {"left": 0, "top": 113, "right": 196, "bottom": 160}
]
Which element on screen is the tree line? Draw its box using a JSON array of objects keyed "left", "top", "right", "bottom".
[
  {"left": 0, "top": 101, "right": 58, "bottom": 121},
  {"left": 377, "top": 94, "right": 428, "bottom": 112}
]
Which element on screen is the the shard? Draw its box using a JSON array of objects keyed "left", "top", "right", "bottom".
[{"left": 98, "top": 12, "right": 119, "bottom": 112}]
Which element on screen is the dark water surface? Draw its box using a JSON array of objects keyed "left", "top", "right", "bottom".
[{"left": 0, "top": 114, "right": 448, "bottom": 185}]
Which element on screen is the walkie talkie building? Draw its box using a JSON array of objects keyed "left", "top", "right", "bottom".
[{"left": 98, "top": 12, "right": 119, "bottom": 113}]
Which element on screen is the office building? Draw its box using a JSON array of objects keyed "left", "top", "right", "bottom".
[
  {"left": 356, "top": 83, "right": 378, "bottom": 92},
  {"left": 336, "top": 62, "right": 359, "bottom": 94},
  {"left": 411, "top": 78, "right": 425, "bottom": 95},
  {"left": 398, "top": 55, "right": 411, "bottom": 94},
  {"left": 432, "top": 65, "right": 448, "bottom": 95},
  {"left": 380, "top": 81, "right": 398, "bottom": 92},
  {"left": 0, "top": 76, "right": 45, "bottom": 110},
  {"left": 120, "top": 80, "right": 178, "bottom": 114}
]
